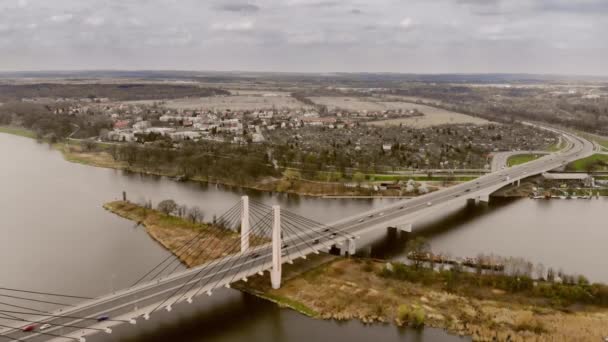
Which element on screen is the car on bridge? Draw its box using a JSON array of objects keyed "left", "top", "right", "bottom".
[
  {"left": 22, "top": 324, "right": 36, "bottom": 332},
  {"left": 97, "top": 315, "right": 110, "bottom": 322}
]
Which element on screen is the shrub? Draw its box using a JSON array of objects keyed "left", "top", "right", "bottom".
[
  {"left": 397, "top": 304, "right": 410, "bottom": 322},
  {"left": 396, "top": 304, "right": 425, "bottom": 327},
  {"left": 514, "top": 319, "right": 547, "bottom": 334},
  {"left": 410, "top": 307, "right": 426, "bottom": 327}
]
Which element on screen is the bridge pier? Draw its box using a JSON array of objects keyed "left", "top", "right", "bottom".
[
  {"left": 241, "top": 196, "right": 250, "bottom": 253},
  {"left": 339, "top": 238, "right": 357, "bottom": 256},
  {"left": 271, "top": 205, "right": 282, "bottom": 289},
  {"left": 477, "top": 194, "right": 490, "bottom": 203}
]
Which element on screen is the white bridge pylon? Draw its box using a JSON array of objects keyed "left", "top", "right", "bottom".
[
  {"left": 240, "top": 196, "right": 250, "bottom": 253},
  {"left": 240, "top": 196, "right": 282, "bottom": 289},
  {"left": 271, "top": 205, "right": 282, "bottom": 289}
]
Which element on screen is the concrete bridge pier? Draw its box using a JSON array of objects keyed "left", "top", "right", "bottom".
[
  {"left": 387, "top": 222, "right": 412, "bottom": 234},
  {"left": 240, "top": 196, "right": 250, "bottom": 253},
  {"left": 339, "top": 238, "right": 357, "bottom": 256},
  {"left": 477, "top": 194, "right": 490, "bottom": 203},
  {"left": 271, "top": 205, "right": 282, "bottom": 289}
]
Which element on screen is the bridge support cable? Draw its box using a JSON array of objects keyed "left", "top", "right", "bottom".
[
  {"left": 280, "top": 219, "right": 332, "bottom": 257},
  {"left": 249, "top": 199, "right": 356, "bottom": 241},
  {"left": 129, "top": 201, "right": 242, "bottom": 287},
  {"left": 154, "top": 205, "right": 255, "bottom": 304},
  {"left": 161, "top": 204, "right": 245, "bottom": 278},
  {"left": 0, "top": 314, "right": 110, "bottom": 334},
  {"left": 153, "top": 219, "right": 271, "bottom": 313},
  {"left": 0, "top": 294, "right": 74, "bottom": 308},
  {"left": 150, "top": 202, "right": 243, "bottom": 281},
  {"left": 0, "top": 301, "right": 49, "bottom": 314},
  {"left": 280, "top": 213, "right": 343, "bottom": 256},
  {"left": 0, "top": 310, "right": 133, "bottom": 325},
  {"left": 174, "top": 211, "right": 275, "bottom": 305},
  {"left": 176, "top": 213, "right": 276, "bottom": 303},
  {"left": 0, "top": 322, "right": 84, "bottom": 342},
  {"left": 0, "top": 288, "right": 92, "bottom": 301},
  {"left": 250, "top": 203, "right": 336, "bottom": 261},
  {"left": 149, "top": 209, "right": 274, "bottom": 314},
  {"left": 280, "top": 209, "right": 356, "bottom": 241}
]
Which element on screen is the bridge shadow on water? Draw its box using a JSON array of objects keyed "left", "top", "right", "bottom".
[{"left": 356, "top": 197, "right": 521, "bottom": 260}]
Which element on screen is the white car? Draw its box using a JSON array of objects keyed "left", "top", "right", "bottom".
[
  {"left": 427, "top": 202, "right": 432, "bottom": 206},
  {"left": 40, "top": 324, "right": 51, "bottom": 330}
]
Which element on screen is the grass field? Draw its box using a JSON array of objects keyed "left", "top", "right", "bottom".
[
  {"left": 368, "top": 174, "right": 478, "bottom": 182},
  {"left": 0, "top": 126, "right": 36, "bottom": 139},
  {"left": 567, "top": 154, "right": 608, "bottom": 172},
  {"left": 507, "top": 154, "right": 542, "bottom": 167},
  {"left": 308, "top": 96, "right": 489, "bottom": 128}
]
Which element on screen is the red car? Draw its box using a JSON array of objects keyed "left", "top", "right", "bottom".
[{"left": 22, "top": 324, "right": 36, "bottom": 332}]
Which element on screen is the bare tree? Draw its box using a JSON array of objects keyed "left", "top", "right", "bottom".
[
  {"left": 405, "top": 236, "right": 431, "bottom": 269},
  {"left": 157, "top": 199, "right": 177, "bottom": 215},
  {"left": 187, "top": 206, "right": 204, "bottom": 223},
  {"left": 177, "top": 204, "right": 188, "bottom": 218}
]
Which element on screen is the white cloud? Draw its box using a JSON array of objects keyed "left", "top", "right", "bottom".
[
  {"left": 211, "top": 20, "right": 255, "bottom": 32},
  {"left": 84, "top": 16, "right": 105, "bottom": 26},
  {"left": 399, "top": 17, "right": 414, "bottom": 29},
  {"left": 49, "top": 14, "right": 73, "bottom": 23}
]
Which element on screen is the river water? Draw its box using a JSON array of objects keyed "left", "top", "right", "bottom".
[{"left": 1, "top": 133, "right": 606, "bottom": 341}]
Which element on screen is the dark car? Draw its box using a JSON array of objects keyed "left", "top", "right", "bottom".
[{"left": 97, "top": 315, "right": 109, "bottom": 322}]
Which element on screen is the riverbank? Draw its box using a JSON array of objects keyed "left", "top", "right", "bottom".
[
  {"left": 244, "top": 258, "right": 608, "bottom": 342},
  {"left": 104, "top": 201, "right": 608, "bottom": 341},
  {"left": 0, "top": 125, "right": 454, "bottom": 198},
  {"left": 103, "top": 201, "right": 267, "bottom": 265}
]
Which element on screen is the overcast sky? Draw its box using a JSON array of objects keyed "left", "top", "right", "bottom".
[{"left": 1, "top": 0, "right": 607, "bottom": 74}]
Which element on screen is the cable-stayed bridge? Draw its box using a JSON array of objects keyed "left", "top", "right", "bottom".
[{"left": 0, "top": 127, "right": 594, "bottom": 342}]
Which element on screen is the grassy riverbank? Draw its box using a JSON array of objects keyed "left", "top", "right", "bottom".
[
  {"left": 0, "top": 125, "right": 37, "bottom": 139},
  {"left": 245, "top": 258, "right": 608, "bottom": 341},
  {"left": 103, "top": 201, "right": 268, "bottom": 266}
]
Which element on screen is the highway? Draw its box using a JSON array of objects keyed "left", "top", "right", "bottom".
[{"left": 2, "top": 126, "right": 595, "bottom": 342}]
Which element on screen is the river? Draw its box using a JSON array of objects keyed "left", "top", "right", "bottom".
[
  {"left": 0, "top": 133, "right": 461, "bottom": 341},
  {"left": 1, "top": 133, "right": 606, "bottom": 341}
]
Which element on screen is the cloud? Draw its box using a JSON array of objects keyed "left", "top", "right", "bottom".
[
  {"left": 216, "top": 2, "right": 260, "bottom": 13},
  {"left": 0, "top": 0, "right": 607, "bottom": 74},
  {"left": 49, "top": 14, "right": 73, "bottom": 23},
  {"left": 211, "top": 20, "right": 255, "bottom": 32},
  {"left": 399, "top": 17, "right": 414, "bottom": 29},
  {"left": 84, "top": 16, "right": 105, "bottom": 26}
]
